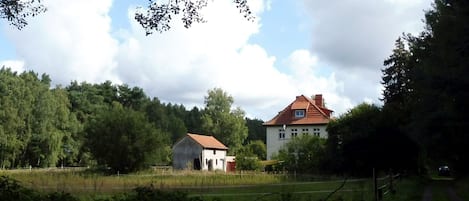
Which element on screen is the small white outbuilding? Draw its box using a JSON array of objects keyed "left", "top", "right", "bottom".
[{"left": 172, "top": 133, "right": 228, "bottom": 171}]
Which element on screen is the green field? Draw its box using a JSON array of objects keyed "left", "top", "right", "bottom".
[{"left": 0, "top": 168, "right": 428, "bottom": 201}]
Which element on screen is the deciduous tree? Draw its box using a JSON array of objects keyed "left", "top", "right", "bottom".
[
  {"left": 85, "top": 103, "right": 170, "bottom": 173},
  {"left": 274, "top": 135, "right": 326, "bottom": 174},
  {"left": 201, "top": 88, "right": 248, "bottom": 153}
]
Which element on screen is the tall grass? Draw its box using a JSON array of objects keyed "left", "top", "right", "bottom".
[
  {"left": 0, "top": 168, "right": 285, "bottom": 194},
  {"left": 0, "top": 168, "right": 429, "bottom": 201}
]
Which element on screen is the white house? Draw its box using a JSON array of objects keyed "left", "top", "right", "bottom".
[
  {"left": 263, "top": 94, "right": 333, "bottom": 160},
  {"left": 172, "top": 133, "right": 228, "bottom": 171}
]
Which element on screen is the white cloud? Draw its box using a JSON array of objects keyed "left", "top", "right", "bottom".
[
  {"left": 114, "top": 0, "right": 354, "bottom": 119},
  {"left": 0, "top": 60, "right": 24, "bottom": 73},
  {"left": 299, "top": 0, "right": 432, "bottom": 108},
  {"left": 285, "top": 50, "right": 353, "bottom": 116},
  {"left": 1, "top": 0, "right": 382, "bottom": 120},
  {"left": 5, "top": 0, "right": 119, "bottom": 85},
  {"left": 303, "top": 0, "right": 431, "bottom": 69}
]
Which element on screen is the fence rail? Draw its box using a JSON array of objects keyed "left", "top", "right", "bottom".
[{"left": 374, "top": 169, "right": 400, "bottom": 201}]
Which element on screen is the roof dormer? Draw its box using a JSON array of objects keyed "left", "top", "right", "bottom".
[{"left": 294, "top": 109, "right": 305, "bottom": 118}]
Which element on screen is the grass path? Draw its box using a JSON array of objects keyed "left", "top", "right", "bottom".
[{"left": 421, "top": 179, "right": 463, "bottom": 201}]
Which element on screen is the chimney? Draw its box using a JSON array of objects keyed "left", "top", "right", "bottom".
[{"left": 313, "top": 94, "right": 324, "bottom": 108}]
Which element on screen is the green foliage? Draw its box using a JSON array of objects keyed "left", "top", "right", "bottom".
[
  {"left": 245, "top": 118, "right": 266, "bottom": 144},
  {"left": 382, "top": 37, "right": 413, "bottom": 107},
  {"left": 0, "top": 175, "right": 78, "bottom": 201},
  {"left": 184, "top": 107, "right": 204, "bottom": 134},
  {"left": 85, "top": 103, "right": 170, "bottom": 173},
  {"left": 144, "top": 98, "right": 188, "bottom": 144},
  {"left": 381, "top": 0, "right": 469, "bottom": 176},
  {"left": 246, "top": 140, "right": 266, "bottom": 160},
  {"left": 274, "top": 135, "right": 326, "bottom": 174},
  {"left": 0, "top": 68, "right": 80, "bottom": 168},
  {"left": 201, "top": 88, "right": 248, "bottom": 153},
  {"left": 0, "top": 175, "right": 40, "bottom": 201},
  {"left": 0, "top": 67, "right": 259, "bottom": 172},
  {"left": 236, "top": 142, "right": 263, "bottom": 171},
  {"left": 325, "top": 103, "right": 419, "bottom": 176}
]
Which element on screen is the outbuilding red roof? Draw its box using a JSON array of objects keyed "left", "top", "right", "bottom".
[
  {"left": 263, "top": 94, "right": 333, "bottom": 126},
  {"left": 187, "top": 133, "right": 228, "bottom": 150}
]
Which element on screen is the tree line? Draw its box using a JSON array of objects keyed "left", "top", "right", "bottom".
[
  {"left": 274, "top": 0, "right": 469, "bottom": 178},
  {"left": 0, "top": 68, "right": 265, "bottom": 172}
]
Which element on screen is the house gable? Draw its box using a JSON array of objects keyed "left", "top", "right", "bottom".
[
  {"left": 263, "top": 94, "right": 333, "bottom": 126},
  {"left": 263, "top": 94, "right": 333, "bottom": 160}
]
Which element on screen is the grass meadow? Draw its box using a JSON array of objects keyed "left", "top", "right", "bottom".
[{"left": 0, "top": 168, "right": 426, "bottom": 201}]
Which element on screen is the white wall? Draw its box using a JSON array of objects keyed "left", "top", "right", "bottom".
[
  {"left": 266, "top": 124, "right": 328, "bottom": 160},
  {"left": 201, "top": 149, "right": 227, "bottom": 171}
]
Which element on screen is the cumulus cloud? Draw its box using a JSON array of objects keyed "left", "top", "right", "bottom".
[
  {"left": 2, "top": 0, "right": 405, "bottom": 120},
  {"left": 115, "top": 1, "right": 289, "bottom": 111},
  {"left": 303, "top": 0, "right": 431, "bottom": 69},
  {"left": 114, "top": 0, "right": 353, "bottom": 119},
  {"left": 285, "top": 50, "right": 353, "bottom": 115},
  {"left": 4, "top": 0, "right": 119, "bottom": 84},
  {"left": 300, "top": 0, "right": 432, "bottom": 106},
  {"left": 0, "top": 60, "right": 24, "bottom": 73}
]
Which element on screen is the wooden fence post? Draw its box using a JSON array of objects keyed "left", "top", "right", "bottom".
[
  {"left": 389, "top": 170, "right": 394, "bottom": 194},
  {"left": 373, "top": 168, "right": 378, "bottom": 201}
]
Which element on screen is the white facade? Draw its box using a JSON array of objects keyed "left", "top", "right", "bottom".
[
  {"left": 266, "top": 124, "right": 328, "bottom": 160},
  {"left": 201, "top": 149, "right": 227, "bottom": 171},
  {"left": 172, "top": 134, "right": 228, "bottom": 171}
]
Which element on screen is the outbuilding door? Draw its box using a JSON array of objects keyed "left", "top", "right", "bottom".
[{"left": 193, "top": 158, "right": 201, "bottom": 170}]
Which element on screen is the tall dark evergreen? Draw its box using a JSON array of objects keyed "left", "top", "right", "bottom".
[
  {"left": 381, "top": 0, "right": 469, "bottom": 176},
  {"left": 410, "top": 0, "right": 469, "bottom": 175},
  {"left": 382, "top": 37, "right": 413, "bottom": 108}
]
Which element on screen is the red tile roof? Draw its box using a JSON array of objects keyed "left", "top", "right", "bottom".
[
  {"left": 187, "top": 133, "right": 228, "bottom": 150},
  {"left": 291, "top": 101, "right": 309, "bottom": 110},
  {"left": 263, "top": 95, "right": 332, "bottom": 126}
]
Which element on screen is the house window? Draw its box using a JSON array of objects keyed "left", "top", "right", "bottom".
[
  {"left": 302, "top": 128, "right": 309, "bottom": 135},
  {"left": 279, "top": 129, "right": 285, "bottom": 140},
  {"left": 313, "top": 128, "right": 320, "bottom": 137},
  {"left": 291, "top": 128, "right": 298, "bottom": 138},
  {"left": 295, "top": 110, "right": 305, "bottom": 118},
  {"left": 213, "top": 150, "right": 216, "bottom": 155}
]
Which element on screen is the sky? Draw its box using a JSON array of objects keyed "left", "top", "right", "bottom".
[{"left": 0, "top": 0, "right": 432, "bottom": 120}]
